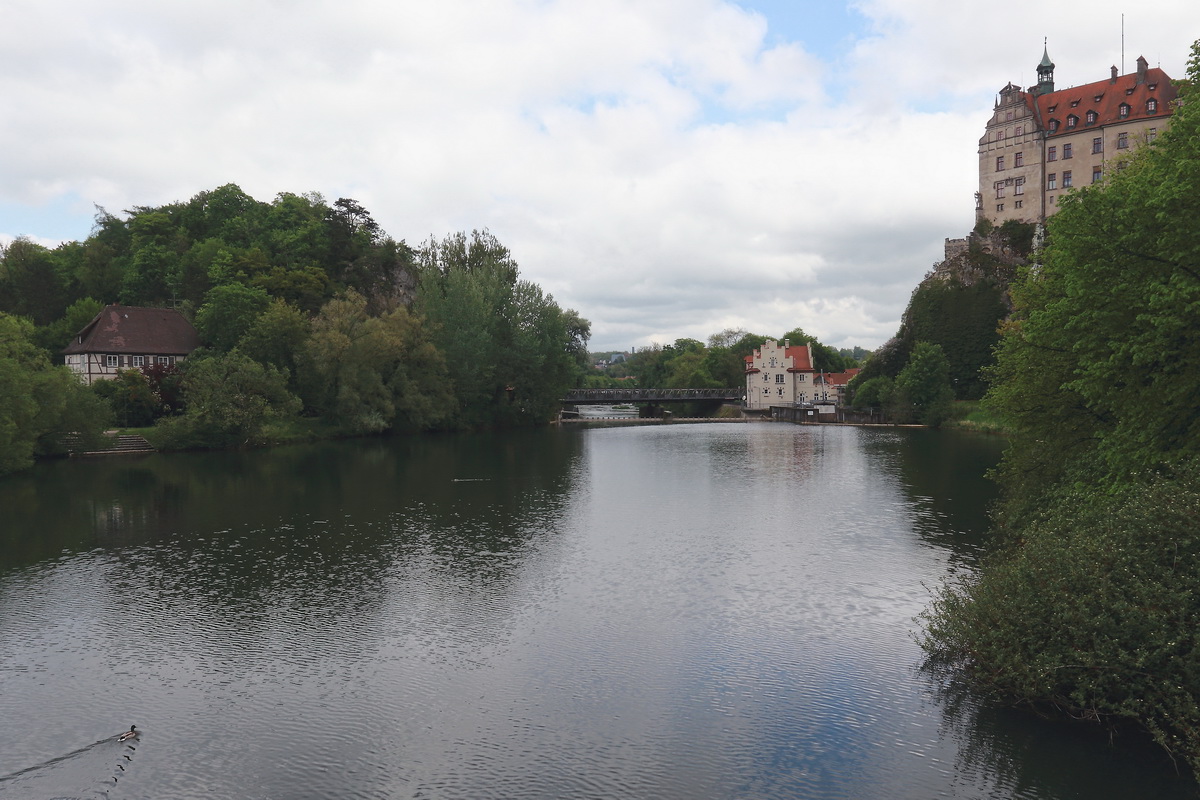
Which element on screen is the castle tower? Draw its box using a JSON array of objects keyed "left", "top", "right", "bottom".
[{"left": 1034, "top": 42, "right": 1055, "bottom": 95}]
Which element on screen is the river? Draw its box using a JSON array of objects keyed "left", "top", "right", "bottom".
[{"left": 0, "top": 423, "right": 1193, "bottom": 799}]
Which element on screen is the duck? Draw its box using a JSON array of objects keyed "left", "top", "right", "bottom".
[{"left": 118, "top": 725, "right": 138, "bottom": 742}]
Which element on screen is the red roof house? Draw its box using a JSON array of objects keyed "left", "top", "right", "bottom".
[{"left": 63, "top": 304, "right": 200, "bottom": 385}]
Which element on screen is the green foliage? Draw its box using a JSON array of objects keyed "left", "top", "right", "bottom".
[
  {"left": 0, "top": 238, "right": 67, "bottom": 325},
  {"left": 921, "top": 469, "right": 1200, "bottom": 776},
  {"left": 94, "top": 369, "right": 161, "bottom": 427},
  {"left": 0, "top": 313, "right": 109, "bottom": 475},
  {"left": 195, "top": 282, "right": 271, "bottom": 352},
  {"left": 903, "top": 277, "right": 1007, "bottom": 400},
  {"left": 850, "top": 375, "right": 893, "bottom": 408},
  {"left": 894, "top": 342, "right": 955, "bottom": 427},
  {"left": 154, "top": 351, "right": 300, "bottom": 449},
  {"left": 997, "top": 219, "right": 1037, "bottom": 258}
]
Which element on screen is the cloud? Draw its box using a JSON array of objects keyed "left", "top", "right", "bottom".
[{"left": 0, "top": 0, "right": 1195, "bottom": 350}]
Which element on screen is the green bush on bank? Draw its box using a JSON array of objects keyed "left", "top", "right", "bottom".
[{"left": 920, "top": 467, "right": 1200, "bottom": 774}]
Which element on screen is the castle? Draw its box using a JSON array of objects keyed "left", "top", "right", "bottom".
[{"left": 977, "top": 45, "right": 1177, "bottom": 226}]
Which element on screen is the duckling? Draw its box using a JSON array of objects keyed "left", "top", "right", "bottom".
[{"left": 118, "top": 725, "right": 138, "bottom": 742}]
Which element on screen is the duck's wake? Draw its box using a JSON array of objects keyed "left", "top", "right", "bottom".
[{"left": 0, "top": 729, "right": 140, "bottom": 799}]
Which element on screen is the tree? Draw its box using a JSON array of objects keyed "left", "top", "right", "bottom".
[
  {"left": 238, "top": 298, "right": 311, "bottom": 382},
  {"left": 0, "top": 313, "right": 109, "bottom": 475},
  {"left": 156, "top": 351, "right": 299, "bottom": 449},
  {"left": 195, "top": 282, "right": 271, "bottom": 352},
  {"left": 0, "top": 238, "right": 67, "bottom": 325},
  {"left": 894, "top": 342, "right": 954, "bottom": 427}
]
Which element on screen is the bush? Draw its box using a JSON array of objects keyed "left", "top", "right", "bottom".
[{"left": 920, "top": 467, "right": 1200, "bottom": 774}]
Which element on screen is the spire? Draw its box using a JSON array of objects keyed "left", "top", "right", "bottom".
[{"left": 1035, "top": 39, "right": 1055, "bottom": 95}]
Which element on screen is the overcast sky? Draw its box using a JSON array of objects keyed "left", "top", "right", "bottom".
[{"left": 1, "top": 1, "right": 1195, "bottom": 351}]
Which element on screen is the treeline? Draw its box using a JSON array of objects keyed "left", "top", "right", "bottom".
[
  {"left": 921, "top": 41, "right": 1200, "bottom": 777},
  {"left": 591, "top": 328, "right": 856, "bottom": 390},
  {"left": 0, "top": 186, "right": 590, "bottom": 475}
]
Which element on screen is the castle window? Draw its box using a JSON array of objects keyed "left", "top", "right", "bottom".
[
  {"left": 1066, "top": 115, "right": 1078, "bottom": 128},
  {"left": 996, "top": 155, "right": 1005, "bottom": 171},
  {"left": 996, "top": 204, "right": 1004, "bottom": 212},
  {"left": 1047, "top": 173, "right": 1057, "bottom": 190},
  {"left": 994, "top": 181, "right": 1005, "bottom": 199},
  {"left": 1118, "top": 103, "right": 1130, "bottom": 118},
  {"left": 1014, "top": 200, "right": 1023, "bottom": 209},
  {"left": 1148, "top": 127, "right": 1158, "bottom": 142},
  {"left": 1092, "top": 166, "right": 1102, "bottom": 183},
  {"left": 996, "top": 129, "right": 1005, "bottom": 140},
  {"left": 1117, "top": 132, "right": 1128, "bottom": 149},
  {"left": 1049, "top": 119, "right": 1059, "bottom": 132},
  {"left": 1092, "top": 137, "right": 1103, "bottom": 154},
  {"left": 1014, "top": 177, "right": 1025, "bottom": 195},
  {"left": 1014, "top": 152, "right": 1024, "bottom": 167},
  {"left": 1085, "top": 110, "right": 1097, "bottom": 124},
  {"left": 1063, "top": 143, "right": 1073, "bottom": 158},
  {"left": 1063, "top": 170, "right": 1072, "bottom": 188},
  {"left": 1148, "top": 98, "right": 1158, "bottom": 113},
  {"left": 1015, "top": 125, "right": 1023, "bottom": 136},
  {"left": 1048, "top": 146, "right": 1057, "bottom": 161}
]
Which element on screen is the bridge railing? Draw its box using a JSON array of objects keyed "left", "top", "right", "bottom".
[{"left": 562, "top": 387, "right": 745, "bottom": 403}]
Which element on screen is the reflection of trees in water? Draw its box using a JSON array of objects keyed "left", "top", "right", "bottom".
[
  {"left": 861, "top": 429, "right": 1005, "bottom": 566},
  {"left": 922, "top": 666, "right": 1197, "bottom": 799}
]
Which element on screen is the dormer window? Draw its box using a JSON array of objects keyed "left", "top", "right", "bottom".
[
  {"left": 1066, "top": 115, "right": 1078, "bottom": 128},
  {"left": 1085, "top": 110, "right": 1097, "bottom": 124},
  {"left": 1149, "top": 83, "right": 1158, "bottom": 90},
  {"left": 1049, "top": 119, "right": 1059, "bottom": 132},
  {"left": 1047, "top": 104, "right": 1057, "bottom": 112},
  {"left": 1125, "top": 88, "right": 1135, "bottom": 95},
  {"left": 1093, "top": 94, "right": 1103, "bottom": 102},
  {"left": 1148, "top": 98, "right": 1158, "bottom": 113},
  {"left": 1119, "top": 103, "right": 1130, "bottom": 118},
  {"left": 1070, "top": 99, "right": 1080, "bottom": 107}
]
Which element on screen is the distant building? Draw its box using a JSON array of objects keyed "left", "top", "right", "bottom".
[
  {"left": 744, "top": 339, "right": 815, "bottom": 410},
  {"left": 978, "top": 46, "right": 1177, "bottom": 226},
  {"left": 63, "top": 304, "right": 200, "bottom": 385}
]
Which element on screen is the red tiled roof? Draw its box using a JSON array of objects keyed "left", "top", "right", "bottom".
[
  {"left": 784, "top": 345, "right": 813, "bottom": 371},
  {"left": 63, "top": 305, "right": 200, "bottom": 355},
  {"left": 1036, "top": 62, "right": 1176, "bottom": 136}
]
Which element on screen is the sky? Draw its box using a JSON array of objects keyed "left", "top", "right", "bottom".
[{"left": 1, "top": 1, "right": 1195, "bottom": 352}]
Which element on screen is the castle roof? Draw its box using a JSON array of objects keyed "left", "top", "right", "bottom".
[{"left": 1035, "top": 58, "right": 1176, "bottom": 135}]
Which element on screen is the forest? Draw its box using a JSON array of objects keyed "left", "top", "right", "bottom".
[
  {"left": 0, "top": 187, "right": 590, "bottom": 475},
  {"left": 921, "top": 40, "right": 1200, "bottom": 779}
]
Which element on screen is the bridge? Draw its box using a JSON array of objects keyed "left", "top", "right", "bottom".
[{"left": 561, "top": 387, "right": 744, "bottom": 404}]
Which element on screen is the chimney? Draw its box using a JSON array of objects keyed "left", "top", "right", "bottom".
[
  {"left": 1136, "top": 55, "right": 1148, "bottom": 84},
  {"left": 784, "top": 339, "right": 790, "bottom": 348},
  {"left": 1110, "top": 65, "right": 1118, "bottom": 83}
]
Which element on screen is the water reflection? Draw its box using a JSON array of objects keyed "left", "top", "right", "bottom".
[{"left": 1, "top": 424, "right": 1194, "bottom": 799}]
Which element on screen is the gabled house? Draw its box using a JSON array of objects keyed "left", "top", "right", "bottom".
[
  {"left": 816, "top": 368, "right": 861, "bottom": 406},
  {"left": 63, "top": 304, "right": 200, "bottom": 385},
  {"left": 744, "top": 339, "right": 817, "bottom": 410}
]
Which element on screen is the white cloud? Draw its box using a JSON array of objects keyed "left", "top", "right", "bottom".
[{"left": 0, "top": 0, "right": 1195, "bottom": 350}]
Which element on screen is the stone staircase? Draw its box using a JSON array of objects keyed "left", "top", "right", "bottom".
[{"left": 73, "top": 432, "right": 156, "bottom": 456}]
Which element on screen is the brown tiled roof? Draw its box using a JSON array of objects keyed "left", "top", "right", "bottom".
[
  {"left": 63, "top": 305, "right": 200, "bottom": 355},
  {"left": 1037, "top": 62, "right": 1176, "bottom": 136}
]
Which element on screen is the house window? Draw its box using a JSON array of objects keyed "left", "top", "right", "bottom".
[
  {"left": 1014, "top": 152, "right": 1024, "bottom": 167},
  {"left": 1063, "top": 170, "right": 1072, "bottom": 188},
  {"left": 777, "top": 387, "right": 784, "bottom": 396},
  {"left": 1148, "top": 98, "right": 1158, "bottom": 113},
  {"left": 1014, "top": 177, "right": 1025, "bottom": 195},
  {"left": 763, "top": 373, "right": 769, "bottom": 382},
  {"left": 1117, "top": 132, "right": 1128, "bottom": 149},
  {"left": 1092, "top": 137, "right": 1103, "bottom": 154},
  {"left": 106, "top": 355, "right": 119, "bottom": 368},
  {"left": 132, "top": 355, "right": 145, "bottom": 367},
  {"left": 1093, "top": 166, "right": 1102, "bottom": 183},
  {"left": 1048, "top": 146, "right": 1057, "bottom": 161},
  {"left": 775, "top": 374, "right": 784, "bottom": 384},
  {"left": 1119, "top": 103, "right": 1130, "bottom": 118},
  {"left": 157, "top": 356, "right": 172, "bottom": 365},
  {"left": 762, "top": 387, "right": 769, "bottom": 395},
  {"left": 1047, "top": 173, "right": 1057, "bottom": 190},
  {"left": 797, "top": 374, "right": 805, "bottom": 383},
  {"left": 996, "top": 155, "right": 1005, "bottom": 171},
  {"left": 1063, "top": 143, "right": 1073, "bottom": 159}
]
